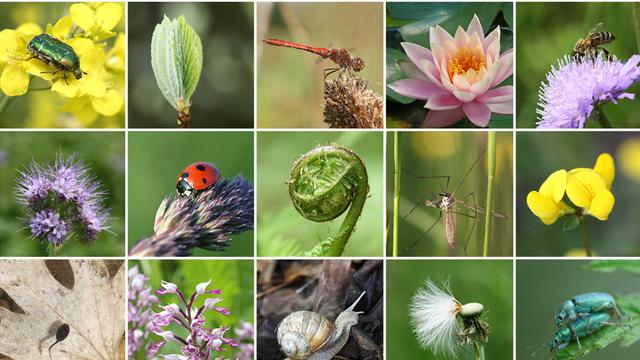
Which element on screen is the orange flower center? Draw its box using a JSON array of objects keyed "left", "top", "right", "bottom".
[{"left": 447, "top": 47, "right": 485, "bottom": 80}]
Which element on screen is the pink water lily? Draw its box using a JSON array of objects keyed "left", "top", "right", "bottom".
[{"left": 389, "top": 14, "right": 513, "bottom": 127}]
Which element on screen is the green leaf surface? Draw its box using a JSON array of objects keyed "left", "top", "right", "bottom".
[
  {"left": 616, "top": 293, "right": 640, "bottom": 346},
  {"left": 583, "top": 260, "right": 640, "bottom": 275},
  {"left": 150, "top": 15, "right": 202, "bottom": 110},
  {"left": 387, "top": 2, "right": 467, "bottom": 21},
  {"left": 501, "top": 2, "right": 513, "bottom": 28},
  {"left": 562, "top": 215, "right": 580, "bottom": 231},
  {"left": 553, "top": 318, "right": 640, "bottom": 359}
]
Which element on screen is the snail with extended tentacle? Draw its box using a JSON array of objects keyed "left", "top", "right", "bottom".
[{"left": 276, "top": 291, "right": 367, "bottom": 360}]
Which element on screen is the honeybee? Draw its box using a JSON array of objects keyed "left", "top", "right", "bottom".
[{"left": 572, "top": 23, "right": 615, "bottom": 61}]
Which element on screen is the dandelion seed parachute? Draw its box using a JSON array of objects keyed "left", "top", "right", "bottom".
[{"left": 409, "top": 279, "right": 462, "bottom": 357}]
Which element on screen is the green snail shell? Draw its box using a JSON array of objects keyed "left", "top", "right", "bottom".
[{"left": 288, "top": 145, "right": 365, "bottom": 222}]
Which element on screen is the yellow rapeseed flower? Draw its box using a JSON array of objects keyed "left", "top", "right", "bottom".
[
  {"left": 70, "top": 3, "right": 122, "bottom": 41},
  {"left": 526, "top": 169, "right": 573, "bottom": 225}
]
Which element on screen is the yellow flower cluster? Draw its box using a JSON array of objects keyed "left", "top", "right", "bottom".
[
  {"left": 0, "top": 3, "right": 124, "bottom": 126},
  {"left": 527, "top": 153, "right": 615, "bottom": 225}
]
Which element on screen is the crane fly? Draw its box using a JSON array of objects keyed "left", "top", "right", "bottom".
[
  {"left": 262, "top": 38, "right": 365, "bottom": 78},
  {"left": 401, "top": 148, "right": 508, "bottom": 254}
]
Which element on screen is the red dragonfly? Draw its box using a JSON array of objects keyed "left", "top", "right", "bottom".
[{"left": 262, "top": 38, "right": 365, "bottom": 77}]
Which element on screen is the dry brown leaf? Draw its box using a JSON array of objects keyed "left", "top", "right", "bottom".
[{"left": 0, "top": 260, "right": 124, "bottom": 360}]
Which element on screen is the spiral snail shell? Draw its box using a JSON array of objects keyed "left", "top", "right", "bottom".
[{"left": 276, "top": 291, "right": 366, "bottom": 360}]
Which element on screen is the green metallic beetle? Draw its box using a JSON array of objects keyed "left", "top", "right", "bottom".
[
  {"left": 27, "top": 33, "right": 86, "bottom": 83},
  {"left": 549, "top": 312, "right": 611, "bottom": 351}
]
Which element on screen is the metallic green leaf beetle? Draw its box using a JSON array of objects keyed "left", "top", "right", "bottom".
[
  {"left": 27, "top": 33, "right": 86, "bottom": 83},
  {"left": 555, "top": 292, "right": 623, "bottom": 331},
  {"left": 549, "top": 312, "right": 611, "bottom": 351}
]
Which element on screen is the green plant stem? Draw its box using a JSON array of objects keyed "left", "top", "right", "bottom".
[
  {"left": 392, "top": 131, "right": 400, "bottom": 257},
  {"left": 593, "top": 106, "right": 612, "bottom": 128},
  {"left": 482, "top": 132, "right": 496, "bottom": 257},
  {"left": 634, "top": 3, "right": 640, "bottom": 52},
  {"left": 474, "top": 343, "right": 485, "bottom": 360},
  {"left": 48, "top": 243, "right": 56, "bottom": 257},
  {"left": 580, "top": 217, "right": 592, "bottom": 257}
]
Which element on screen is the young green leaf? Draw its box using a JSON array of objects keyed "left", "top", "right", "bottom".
[
  {"left": 150, "top": 15, "right": 202, "bottom": 112},
  {"left": 583, "top": 260, "right": 640, "bottom": 275}
]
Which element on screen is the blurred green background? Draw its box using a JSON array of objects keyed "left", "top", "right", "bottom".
[
  {"left": 257, "top": 131, "right": 383, "bottom": 256},
  {"left": 130, "top": 259, "right": 253, "bottom": 360},
  {"left": 0, "top": 2, "right": 125, "bottom": 128},
  {"left": 0, "top": 131, "right": 125, "bottom": 256},
  {"left": 517, "top": 132, "right": 640, "bottom": 256},
  {"left": 516, "top": 2, "right": 640, "bottom": 128},
  {"left": 257, "top": 2, "right": 383, "bottom": 128},
  {"left": 128, "top": 2, "right": 253, "bottom": 128},
  {"left": 387, "top": 131, "right": 513, "bottom": 256},
  {"left": 386, "top": 2, "right": 513, "bottom": 128},
  {"left": 387, "top": 260, "right": 513, "bottom": 359},
  {"left": 128, "top": 132, "right": 254, "bottom": 256},
  {"left": 517, "top": 260, "right": 639, "bottom": 359}
]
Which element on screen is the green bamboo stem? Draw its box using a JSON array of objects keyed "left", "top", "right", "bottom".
[
  {"left": 579, "top": 217, "right": 592, "bottom": 257},
  {"left": 392, "top": 131, "right": 400, "bottom": 257},
  {"left": 288, "top": 145, "right": 368, "bottom": 256},
  {"left": 482, "top": 132, "right": 496, "bottom": 257}
]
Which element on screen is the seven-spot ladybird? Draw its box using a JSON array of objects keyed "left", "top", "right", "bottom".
[{"left": 176, "top": 162, "right": 220, "bottom": 196}]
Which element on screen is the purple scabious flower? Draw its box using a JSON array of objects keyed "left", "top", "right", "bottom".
[
  {"left": 537, "top": 55, "right": 640, "bottom": 128},
  {"left": 15, "top": 154, "right": 110, "bottom": 248},
  {"left": 150, "top": 279, "right": 236, "bottom": 359},
  {"left": 128, "top": 266, "right": 159, "bottom": 358}
]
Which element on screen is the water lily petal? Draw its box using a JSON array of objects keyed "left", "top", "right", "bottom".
[
  {"left": 426, "top": 93, "right": 461, "bottom": 110},
  {"left": 588, "top": 189, "right": 614, "bottom": 220},
  {"left": 422, "top": 107, "right": 465, "bottom": 128},
  {"left": 486, "top": 101, "right": 512, "bottom": 114},
  {"left": 483, "top": 26, "right": 501, "bottom": 52},
  {"left": 388, "top": 78, "right": 445, "bottom": 100},
  {"left": 420, "top": 59, "right": 444, "bottom": 88},
  {"left": 452, "top": 73, "right": 471, "bottom": 92},
  {"left": 566, "top": 169, "right": 607, "bottom": 208},
  {"left": 466, "top": 14, "right": 484, "bottom": 41},
  {"left": 491, "top": 49, "right": 513, "bottom": 87},
  {"left": 454, "top": 26, "right": 470, "bottom": 50},
  {"left": 91, "top": 89, "right": 122, "bottom": 116},
  {"left": 1, "top": 63, "right": 30, "bottom": 96},
  {"left": 431, "top": 25, "right": 454, "bottom": 47},
  {"left": 462, "top": 101, "right": 491, "bottom": 127},
  {"left": 478, "top": 85, "right": 513, "bottom": 104},
  {"left": 539, "top": 169, "right": 567, "bottom": 202},
  {"left": 470, "top": 62, "right": 499, "bottom": 95},
  {"left": 593, "top": 153, "right": 614, "bottom": 189},
  {"left": 401, "top": 42, "right": 433, "bottom": 68},
  {"left": 485, "top": 34, "right": 501, "bottom": 62},
  {"left": 452, "top": 89, "right": 476, "bottom": 103},
  {"left": 399, "top": 60, "right": 429, "bottom": 82}
]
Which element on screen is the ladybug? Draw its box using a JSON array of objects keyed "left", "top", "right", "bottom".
[{"left": 176, "top": 162, "right": 220, "bottom": 196}]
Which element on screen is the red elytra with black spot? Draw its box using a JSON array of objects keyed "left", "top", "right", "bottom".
[{"left": 176, "top": 162, "right": 220, "bottom": 196}]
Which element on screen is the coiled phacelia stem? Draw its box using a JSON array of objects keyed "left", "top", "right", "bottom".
[{"left": 287, "top": 144, "right": 368, "bottom": 256}]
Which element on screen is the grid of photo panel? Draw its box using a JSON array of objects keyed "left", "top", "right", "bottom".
[{"left": 0, "top": 1, "right": 639, "bottom": 360}]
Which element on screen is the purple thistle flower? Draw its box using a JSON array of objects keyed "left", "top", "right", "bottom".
[
  {"left": 29, "top": 209, "right": 69, "bottom": 246},
  {"left": 537, "top": 55, "right": 640, "bottom": 128},
  {"left": 15, "top": 154, "right": 110, "bottom": 248}
]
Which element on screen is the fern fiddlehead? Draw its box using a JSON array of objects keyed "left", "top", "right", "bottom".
[{"left": 287, "top": 144, "right": 368, "bottom": 256}]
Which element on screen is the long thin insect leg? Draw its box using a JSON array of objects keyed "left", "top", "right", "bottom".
[
  {"left": 451, "top": 147, "right": 487, "bottom": 197},
  {"left": 401, "top": 212, "right": 442, "bottom": 253},
  {"left": 401, "top": 169, "right": 450, "bottom": 190},
  {"left": 324, "top": 67, "right": 340, "bottom": 79},
  {"left": 462, "top": 192, "right": 479, "bottom": 255},
  {"left": 402, "top": 193, "right": 432, "bottom": 221}
]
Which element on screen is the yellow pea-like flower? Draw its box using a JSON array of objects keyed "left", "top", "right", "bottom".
[
  {"left": 527, "top": 169, "right": 573, "bottom": 224},
  {"left": 566, "top": 169, "right": 614, "bottom": 221}
]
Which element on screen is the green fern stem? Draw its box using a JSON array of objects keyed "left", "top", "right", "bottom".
[
  {"left": 288, "top": 144, "right": 368, "bottom": 256},
  {"left": 483, "top": 132, "right": 496, "bottom": 256}
]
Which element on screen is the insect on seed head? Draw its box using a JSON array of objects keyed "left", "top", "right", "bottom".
[{"left": 460, "top": 302, "right": 484, "bottom": 317}]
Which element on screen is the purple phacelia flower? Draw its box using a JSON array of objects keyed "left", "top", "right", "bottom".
[
  {"left": 15, "top": 154, "right": 110, "bottom": 248},
  {"left": 29, "top": 209, "right": 69, "bottom": 246},
  {"left": 537, "top": 55, "right": 640, "bottom": 128}
]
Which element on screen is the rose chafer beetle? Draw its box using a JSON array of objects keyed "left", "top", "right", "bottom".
[
  {"left": 555, "top": 292, "right": 623, "bottom": 330},
  {"left": 27, "top": 33, "right": 86, "bottom": 84},
  {"left": 549, "top": 311, "right": 611, "bottom": 351}
]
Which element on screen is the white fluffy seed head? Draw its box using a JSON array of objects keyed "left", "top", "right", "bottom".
[{"left": 409, "top": 278, "right": 462, "bottom": 358}]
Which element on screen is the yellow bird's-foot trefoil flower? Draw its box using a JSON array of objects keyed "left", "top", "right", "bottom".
[
  {"left": 527, "top": 169, "right": 574, "bottom": 225},
  {"left": 567, "top": 153, "right": 615, "bottom": 221}
]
